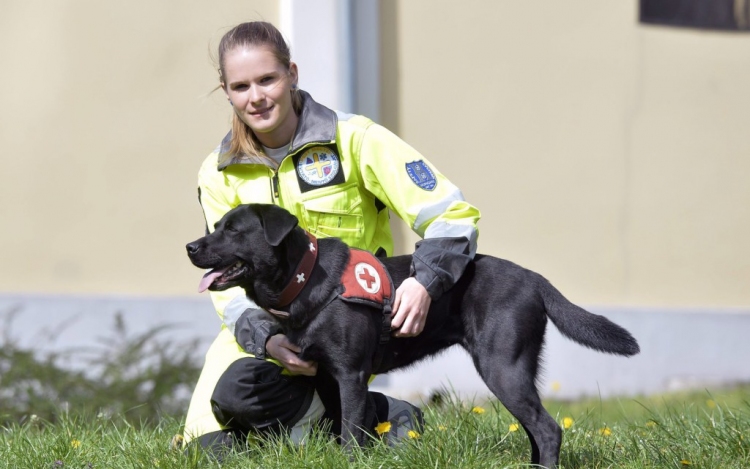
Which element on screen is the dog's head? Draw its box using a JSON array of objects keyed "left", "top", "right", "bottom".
[{"left": 186, "top": 204, "right": 300, "bottom": 293}]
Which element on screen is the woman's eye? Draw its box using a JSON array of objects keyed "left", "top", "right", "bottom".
[
  {"left": 260, "top": 76, "right": 274, "bottom": 84},
  {"left": 234, "top": 84, "right": 248, "bottom": 91}
]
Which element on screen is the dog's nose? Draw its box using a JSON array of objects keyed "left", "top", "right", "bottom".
[{"left": 186, "top": 242, "right": 201, "bottom": 255}]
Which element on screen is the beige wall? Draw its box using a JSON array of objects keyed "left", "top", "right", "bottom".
[
  {"left": 0, "top": 1, "right": 277, "bottom": 297},
  {"left": 382, "top": 1, "right": 750, "bottom": 308},
  {"left": 2, "top": 1, "right": 749, "bottom": 309}
]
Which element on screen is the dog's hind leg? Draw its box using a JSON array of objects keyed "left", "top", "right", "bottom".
[{"left": 473, "top": 352, "right": 561, "bottom": 468}]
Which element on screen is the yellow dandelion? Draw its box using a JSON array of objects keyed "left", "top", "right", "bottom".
[
  {"left": 599, "top": 427, "right": 612, "bottom": 436},
  {"left": 646, "top": 420, "right": 657, "bottom": 428},
  {"left": 408, "top": 430, "right": 420, "bottom": 439},
  {"left": 551, "top": 381, "right": 561, "bottom": 392},
  {"left": 438, "top": 425, "right": 447, "bottom": 431},
  {"left": 471, "top": 406, "right": 485, "bottom": 414},
  {"left": 170, "top": 434, "right": 184, "bottom": 450},
  {"left": 562, "top": 417, "right": 574, "bottom": 429},
  {"left": 509, "top": 423, "right": 520, "bottom": 432},
  {"left": 71, "top": 439, "right": 81, "bottom": 449},
  {"left": 706, "top": 399, "right": 716, "bottom": 409},
  {"left": 680, "top": 460, "right": 691, "bottom": 466},
  {"left": 375, "top": 421, "right": 392, "bottom": 435}
]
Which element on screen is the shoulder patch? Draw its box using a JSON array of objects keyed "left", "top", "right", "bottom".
[{"left": 405, "top": 160, "right": 437, "bottom": 191}]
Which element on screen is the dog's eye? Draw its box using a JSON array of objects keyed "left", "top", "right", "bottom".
[{"left": 226, "top": 225, "right": 238, "bottom": 233}]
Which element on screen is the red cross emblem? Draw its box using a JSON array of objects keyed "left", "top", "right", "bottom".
[{"left": 354, "top": 262, "right": 381, "bottom": 294}]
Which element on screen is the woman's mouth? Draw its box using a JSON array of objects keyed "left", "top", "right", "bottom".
[{"left": 251, "top": 105, "right": 274, "bottom": 117}]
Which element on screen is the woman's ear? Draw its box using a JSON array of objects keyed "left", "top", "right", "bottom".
[
  {"left": 221, "top": 82, "right": 233, "bottom": 106},
  {"left": 289, "top": 62, "right": 299, "bottom": 88}
]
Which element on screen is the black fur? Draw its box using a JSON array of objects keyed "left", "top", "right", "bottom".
[{"left": 187, "top": 204, "right": 639, "bottom": 468}]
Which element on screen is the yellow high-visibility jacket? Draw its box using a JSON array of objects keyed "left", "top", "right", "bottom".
[{"left": 184, "top": 91, "right": 480, "bottom": 441}]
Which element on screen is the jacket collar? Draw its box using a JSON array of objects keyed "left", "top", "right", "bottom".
[{"left": 217, "top": 90, "right": 337, "bottom": 171}]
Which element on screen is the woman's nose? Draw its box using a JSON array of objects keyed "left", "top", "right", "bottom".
[{"left": 249, "top": 85, "right": 264, "bottom": 104}]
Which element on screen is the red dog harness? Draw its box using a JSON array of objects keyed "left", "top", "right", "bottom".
[
  {"left": 270, "top": 233, "right": 395, "bottom": 368},
  {"left": 339, "top": 249, "right": 395, "bottom": 368},
  {"left": 340, "top": 248, "right": 393, "bottom": 308}
]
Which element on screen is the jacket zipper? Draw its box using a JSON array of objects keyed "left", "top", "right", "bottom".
[{"left": 272, "top": 172, "right": 280, "bottom": 200}]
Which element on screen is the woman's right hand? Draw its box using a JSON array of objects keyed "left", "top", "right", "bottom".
[{"left": 265, "top": 334, "right": 318, "bottom": 376}]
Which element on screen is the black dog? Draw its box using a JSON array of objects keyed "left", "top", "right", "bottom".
[{"left": 187, "top": 203, "right": 639, "bottom": 468}]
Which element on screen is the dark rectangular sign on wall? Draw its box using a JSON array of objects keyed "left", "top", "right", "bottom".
[{"left": 640, "top": 0, "right": 750, "bottom": 31}]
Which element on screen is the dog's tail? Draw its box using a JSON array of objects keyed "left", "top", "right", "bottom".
[{"left": 540, "top": 280, "right": 639, "bottom": 356}]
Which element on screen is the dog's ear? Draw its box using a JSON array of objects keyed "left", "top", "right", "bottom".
[{"left": 257, "top": 205, "right": 299, "bottom": 247}]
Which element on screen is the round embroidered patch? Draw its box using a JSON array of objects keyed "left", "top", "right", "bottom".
[
  {"left": 354, "top": 262, "right": 381, "bottom": 294},
  {"left": 297, "top": 147, "right": 340, "bottom": 186}
]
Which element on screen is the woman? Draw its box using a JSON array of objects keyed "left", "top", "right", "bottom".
[{"left": 184, "top": 21, "right": 481, "bottom": 450}]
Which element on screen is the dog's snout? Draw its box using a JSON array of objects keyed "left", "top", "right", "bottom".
[{"left": 186, "top": 241, "right": 201, "bottom": 255}]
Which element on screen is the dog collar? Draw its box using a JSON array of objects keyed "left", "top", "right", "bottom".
[{"left": 275, "top": 231, "right": 318, "bottom": 308}]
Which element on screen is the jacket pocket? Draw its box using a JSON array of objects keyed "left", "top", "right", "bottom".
[{"left": 302, "top": 185, "right": 364, "bottom": 239}]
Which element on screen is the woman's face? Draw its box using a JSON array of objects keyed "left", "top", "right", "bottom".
[{"left": 222, "top": 45, "right": 298, "bottom": 149}]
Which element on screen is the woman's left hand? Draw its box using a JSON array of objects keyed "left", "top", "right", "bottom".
[{"left": 391, "top": 277, "right": 432, "bottom": 337}]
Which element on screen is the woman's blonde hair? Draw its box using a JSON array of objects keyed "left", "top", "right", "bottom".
[{"left": 217, "top": 22, "right": 303, "bottom": 161}]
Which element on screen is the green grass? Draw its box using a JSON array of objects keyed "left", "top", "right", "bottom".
[{"left": 1, "top": 387, "right": 749, "bottom": 469}]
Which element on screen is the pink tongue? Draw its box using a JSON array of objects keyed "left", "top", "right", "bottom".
[{"left": 198, "top": 267, "right": 229, "bottom": 293}]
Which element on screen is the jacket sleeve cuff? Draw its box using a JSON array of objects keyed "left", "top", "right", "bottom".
[
  {"left": 234, "top": 308, "right": 284, "bottom": 359},
  {"left": 411, "top": 257, "right": 445, "bottom": 300},
  {"left": 410, "top": 237, "right": 473, "bottom": 300}
]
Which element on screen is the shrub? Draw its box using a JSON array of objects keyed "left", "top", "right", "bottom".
[{"left": 0, "top": 309, "right": 202, "bottom": 426}]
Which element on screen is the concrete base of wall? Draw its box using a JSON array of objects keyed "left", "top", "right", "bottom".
[
  {"left": 3, "top": 294, "right": 748, "bottom": 404},
  {"left": 372, "top": 307, "right": 750, "bottom": 403}
]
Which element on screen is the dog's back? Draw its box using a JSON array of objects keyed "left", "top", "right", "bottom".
[{"left": 374, "top": 254, "right": 638, "bottom": 375}]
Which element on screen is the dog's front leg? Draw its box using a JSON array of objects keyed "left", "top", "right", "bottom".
[{"left": 337, "top": 370, "right": 371, "bottom": 451}]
